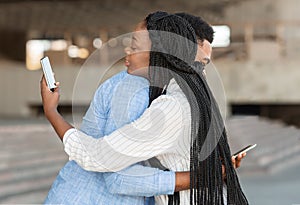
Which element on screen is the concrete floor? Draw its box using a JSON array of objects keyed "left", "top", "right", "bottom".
[{"left": 240, "top": 164, "right": 300, "bottom": 205}]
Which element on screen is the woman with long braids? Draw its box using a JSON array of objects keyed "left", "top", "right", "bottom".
[
  {"left": 41, "top": 11, "right": 248, "bottom": 204},
  {"left": 145, "top": 11, "right": 248, "bottom": 205}
]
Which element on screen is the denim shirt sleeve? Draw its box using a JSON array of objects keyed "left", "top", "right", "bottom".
[
  {"left": 80, "top": 74, "right": 176, "bottom": 196},
  {"left": 103, "top": 164, "right": 175, "bottom": 196}
]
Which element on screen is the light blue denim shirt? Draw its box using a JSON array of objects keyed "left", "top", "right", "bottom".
[{"left": 44, "top": 71, "right": 175, "bottom": 205}]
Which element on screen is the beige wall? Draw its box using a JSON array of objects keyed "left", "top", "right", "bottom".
[
  {"left": 0, "top": 59, "right": 127, "bottom": 117},
  {"left": 214, "top": 59, "right": 300, "bottom": 104},
  {"left": 0, "top": 61, "right": 77, "bottom": 117},
  {"left": 1, "top": 57, "right": 300, "bottom": 117}
]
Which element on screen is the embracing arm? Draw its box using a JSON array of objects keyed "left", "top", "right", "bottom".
[
  {"left": 81, "top": 82, "right": 189, "bottom": 194},
  {"left": 103, "top": 165, "right": 190, "bottom": 196},
  {"left": 41, "top": 75, "right": 184, "bottom": 172},
  {"left": 62, "top": 100, "right": 183, "bottom": 172},
  {"left": 41, "top": 76, "right": 190, "bottom": 193}
]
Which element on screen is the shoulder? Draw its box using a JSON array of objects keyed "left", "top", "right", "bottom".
[
  {"left": 148, "top": 94, "right": 183, "bottom": 115},
  {"left": 117, "top": 74, "right": 149, "bottom": 91},
  {"left": 94, "top": 71, "right": 127, "bottom": 96},
  {"left": 100, "top": 71, "right": 127, "bottom": 88},
  {"left": 112, "top": 74, "right": 149, "bottom": 100}
]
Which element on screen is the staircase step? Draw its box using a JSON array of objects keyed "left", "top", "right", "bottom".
[{"left": 227, "top": 116, "right": 300, "bottom": 175}]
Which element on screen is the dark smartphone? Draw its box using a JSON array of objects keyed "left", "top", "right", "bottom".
[{"left": 232, "top": 144, "right": 257, "bottom": 158}]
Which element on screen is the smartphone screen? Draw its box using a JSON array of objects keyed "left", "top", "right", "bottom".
[{"left": 41, "top": 56, "right": 56, "bottom": 91}]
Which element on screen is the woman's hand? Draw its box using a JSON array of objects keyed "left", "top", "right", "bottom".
[
  {"left": 222, "top": 153, "right": 246, "bottom": 181},
  {"left": 40, "top": 75, "right": 60, "bottom": 116},
  {"left": 40, "top": 76, "right": 72, "bottom": 141},
  {"left": 231, "top": 153, "right": 246, "bottom": 169}
]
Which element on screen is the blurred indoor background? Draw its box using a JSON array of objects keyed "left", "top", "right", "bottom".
[{"left": 0, "top": 0, "right": 300, "bottom": 204}]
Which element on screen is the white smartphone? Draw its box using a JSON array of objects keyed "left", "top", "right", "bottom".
[
  {"left": 41, "top": 56, "right": 56, "bottom": 92},
  {"left": 232, "top": 144, "right": 257, "bottom": 158}
]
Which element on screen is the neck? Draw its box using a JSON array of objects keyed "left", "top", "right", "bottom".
[{"left": 127, "top": 67, "right": 149, "bottom": 79}]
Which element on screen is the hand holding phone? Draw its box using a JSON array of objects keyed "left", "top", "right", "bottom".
[
  {"left": 232, "top": 144, "right": 257, "bottom": 158},
  {"left": 41, "top": 56, "right": 56, "bottom": 92}
]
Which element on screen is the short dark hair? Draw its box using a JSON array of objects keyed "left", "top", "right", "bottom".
[{"left": 175, "top": 12, "right": 214, "bottom": 43}]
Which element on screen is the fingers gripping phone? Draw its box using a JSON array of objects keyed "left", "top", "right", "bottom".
[
  {"left": 41, "top": 56, "right": 56, "bottom": 92},
  {"left": 232, "top": 144, "right": 257, "bottom": 158}
]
